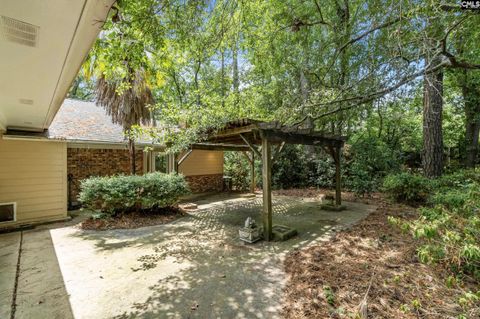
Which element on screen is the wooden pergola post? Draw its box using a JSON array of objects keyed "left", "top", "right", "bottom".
[
  {"left": 250, "top": 151, "right": 255, "bottom": 193},
  {"left": 334, "top": 146, "right": 342, "bottom": 206},
  {"left": 261, "top": 138, "right": 273, "bottom": 241},
  {"left": 173, "top": 153, "right": 179, "bottom": 173}
]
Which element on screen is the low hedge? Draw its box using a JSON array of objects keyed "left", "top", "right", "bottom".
[
  {"left": 79, "top": 172, "right": 190, "bottom": 214},
  {"left": 382, "top": 172, "right": 432, "bottom": 204}
]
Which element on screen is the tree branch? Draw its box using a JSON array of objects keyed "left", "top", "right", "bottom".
[
  {"left": 292, "top": 59, "right": 448, "bottom": 126},
  {"left": 338, "top": 18, "right": 401, "bottom": 53}
]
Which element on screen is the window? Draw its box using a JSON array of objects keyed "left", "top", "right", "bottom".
[{"left": 0, "top": 203, "right": 16, "bottom": 223}]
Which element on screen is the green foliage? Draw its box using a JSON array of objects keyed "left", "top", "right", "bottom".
[
  {"left": 428, "top": 190, "right": 469, "bottom": 210},
  {"left": 79, "top": 172, "right": 190, "bottom": 214},
  {"left": 342, "top": 133, "right": 404, "bottom": 195},
  {"left": 223, "top": 152, "right": 254, "bottom": 191},
  {"left": 383, "top": 173, "right": 432, "bottom": 204},
  {"left": 391, "top": 170, "right": 480, "bottom": 283},
  {"left": 272, "top": 145, "right": 309, "bottom": 189},
  {"left": 322, "top": 285, "right": 336, "bottom": 307}
]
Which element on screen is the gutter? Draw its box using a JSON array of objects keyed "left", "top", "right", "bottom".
[
  {"left": 41, "top": 0, "right": 116, "bottom": 130},
  {"left": 42, "top": 0, "right": 88, "bottom": 129},
  {"left": 1, "top": 134, "right": 165, "bottom": 149}
]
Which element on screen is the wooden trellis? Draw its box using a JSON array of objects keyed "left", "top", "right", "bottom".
[{"left": 180, "top": 119, "right": 346, "bottom": 241}]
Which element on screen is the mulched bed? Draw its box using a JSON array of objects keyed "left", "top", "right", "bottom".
[
  {"left": 80, "top": 206, "right": 186, "bottom": 231},
  {"left": 281, "top": 191, "right": 478, "bottom": 318}
]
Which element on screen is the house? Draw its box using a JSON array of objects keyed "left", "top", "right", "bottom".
[
  {"left": 0, "top": 0, "right": 222, "bottom": 230},
  {"left": 50, "top": 99, "right": 224, "bottom": 207},
  {"left": 0, "top": 98, "right": 224, "bottom": 229}
]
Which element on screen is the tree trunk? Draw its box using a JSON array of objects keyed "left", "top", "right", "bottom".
[
  {"left": 232, "top": 41, "right": 239, "bottom": 108},
  {"left": 461, "top": 70, "right": 480, "bottom": 168},
  {"left": 300, "top": 70, "right": 316, "bottom": 156},
  {"left": 422, "top": 56, "right": 444, "bottom": 177},
  {"left": 128, "top": 137, "right": 136, "bottom": 175},
  {"left": 221, "top": 49, "right": 225, "bottom": 108}
]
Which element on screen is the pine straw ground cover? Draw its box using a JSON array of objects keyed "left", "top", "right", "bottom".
[
  {"left": 80, "top": 206, "right": 185, "bottom": 231},
  {"left": 279, "top": 189, "right": 479, "bottom": 319}
]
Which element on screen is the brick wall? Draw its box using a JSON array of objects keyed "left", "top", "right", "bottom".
[
  {"left": 67, "top": 148, "right": 143, "bottom": 202},
  {"left": 185, "top": 174, "right": 224, "bottom": 193}
]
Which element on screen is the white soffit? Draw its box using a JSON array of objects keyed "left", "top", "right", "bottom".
[{"left": 0, "top": 0, "right": 114, "bottom": 132}]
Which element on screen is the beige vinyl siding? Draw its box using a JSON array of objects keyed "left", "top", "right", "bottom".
[
  {"left": 0, "top": 138, "right": 67, "bottom": 226},
  {"left": 178, "top": 150, "right": 223, "bottom": 176}
]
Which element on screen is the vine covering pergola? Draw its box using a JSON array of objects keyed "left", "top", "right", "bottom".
[{"left": 183, "top": 119, "right": 346, "bottom": 241}]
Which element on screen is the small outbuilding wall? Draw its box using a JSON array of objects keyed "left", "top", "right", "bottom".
[
  {"left": 0, "top": 137, "right": 68, "bottom": 228},
  {"left": 178, "top": 150, "right": 224, "bottom": 193}
]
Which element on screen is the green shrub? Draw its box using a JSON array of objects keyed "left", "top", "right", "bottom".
[
  {"left": 307, "top": 156, "right": 336, "bottom": 188},
  {"left": 344, "top": 162, "right": 377, "bottom": 196},
  {"left": 408, "top": 183, "right": 480, "bottom": 280},
  {"left": 79, "top": 172, "right": 190, "bottom": 214},
  {"left": 383, "top": 172, "right": 432, "bottom": 204},
  {"left": 224, "top": 152, "right": 254, "bottom": 191},
  {"left": 272, "top": 145, "right": 309, "bottom": 189},
  {"left": 428, "top": 189, "right": 470, "bottom": 209},
  {"left": 344, "top": 136, "right": 403, "bottom": 195},
  {"left": 435, "top": 169, "right": 480, "bottom": 189}
]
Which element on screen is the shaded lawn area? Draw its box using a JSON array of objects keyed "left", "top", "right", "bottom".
[{"left": 281, "top": 193, "right": 478, "bottom": 319}]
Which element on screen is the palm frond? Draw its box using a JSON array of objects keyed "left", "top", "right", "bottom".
[{"left": 96, "top": 69, "right": 154, "bottom": 130}]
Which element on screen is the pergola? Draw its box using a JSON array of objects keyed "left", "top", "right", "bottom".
[{"left": 184, "top": 119, "right": 346, "bottom": 241}]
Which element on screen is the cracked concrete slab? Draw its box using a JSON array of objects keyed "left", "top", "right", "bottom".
[
  {"left": 0, "top": 231, "right": 20, "bottom": 319},
  {"left": 0, "top": 195, "right": 375, "bottom": 319}
]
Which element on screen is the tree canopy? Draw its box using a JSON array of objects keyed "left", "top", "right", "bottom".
[{"left": 69, "top": 0, "right": 480, "bottom": 168}]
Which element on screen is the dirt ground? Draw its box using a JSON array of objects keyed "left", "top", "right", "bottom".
[{"left": 280, "top": 189, "right": 479, "bottom": 319}]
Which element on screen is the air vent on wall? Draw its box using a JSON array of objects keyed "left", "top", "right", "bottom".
[
  {"left": 0, "top": 203, "right": 16, "bottom": 223},
  {"left": 19, "top": 98, "right": 34, "bottom": 105},
  {"left": 1, "top": 16, "right": 39, "bottom": 47}
]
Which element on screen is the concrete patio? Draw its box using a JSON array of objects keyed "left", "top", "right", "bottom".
[{"left": 0, "top": 194, "right": 375, "bottom": 319}]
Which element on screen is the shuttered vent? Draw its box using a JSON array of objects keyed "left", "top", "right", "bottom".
[
  {"left": 0, "top": 203, "right": 16, "bottom": 222},
  {"left": 1, "top": 16, "right": 39, "bottom": 47}
]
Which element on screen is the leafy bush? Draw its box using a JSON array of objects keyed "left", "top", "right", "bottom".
[
  {"left": 389, "top": 170, "right": 480, "bottom": 287},
  {"left": 224, "top": 152, "right": 252, "bottom": 191},
  {"left": 224, "top": 151, "right": 263, "bottom": 191},
  {"left": 409, "top": 184, "right": 480, "bottom": 280},
  {"left": 383, "top": 172, "right": 432, "bottom": 204},
  {"left": 272, "top": 145, "right": 309, "bottom": 189},
  {"left": 344, "top": 161, "right": 377, "bottom": 196},
  {"left": 307, "top": 156, "right": 336, "bottom": 188},
  {"left": 428, "top": 189, "right": 469, "bottom": 209},
  {"left": 79, "top": 172, "right": 190, "bottom": 214}
]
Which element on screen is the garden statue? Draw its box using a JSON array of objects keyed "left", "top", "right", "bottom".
[
  {"left": 239, "top": 217, "right": 262, "bottom": 243},
  {"left": 244, "top": 216, "right": 256, "bottom": 229}
]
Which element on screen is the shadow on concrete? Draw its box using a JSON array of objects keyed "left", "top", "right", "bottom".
[{"left": 63, "top": 195, "right": 374, "bottom": 318}]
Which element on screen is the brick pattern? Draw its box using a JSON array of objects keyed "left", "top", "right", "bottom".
[
  {"left": 185, "top": 174, "right": 224, "bottom": 193},
  {"left": 67, "top": 148, "right": 143, "bottom": 201}
]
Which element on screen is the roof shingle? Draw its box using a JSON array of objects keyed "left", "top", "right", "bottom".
[{"left": 48, "top": 99, "right": 131, "bottom": 144}]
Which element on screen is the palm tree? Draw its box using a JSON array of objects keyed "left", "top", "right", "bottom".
[{"left": 96, "top": 69, "right": 154, "bottom": 174}]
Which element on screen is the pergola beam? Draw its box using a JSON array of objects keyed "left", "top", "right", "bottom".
[
  {"left": 177, "top": 149, "right": 193, "bottom": 166},
  {"left": 191, "top": 143, "right": 250, "bottom": 152},
  {"left": 212, "top": 125, "right": 257, "bottom": 139},
  {"left": 259, "top": 129, "right": 344, "bottom": 148},
  {"left": 239, "top": 133, "right": 262, "bottom": 157},
  {"left": 272, "top": 141, "right": 285, "bottom": 161}
]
